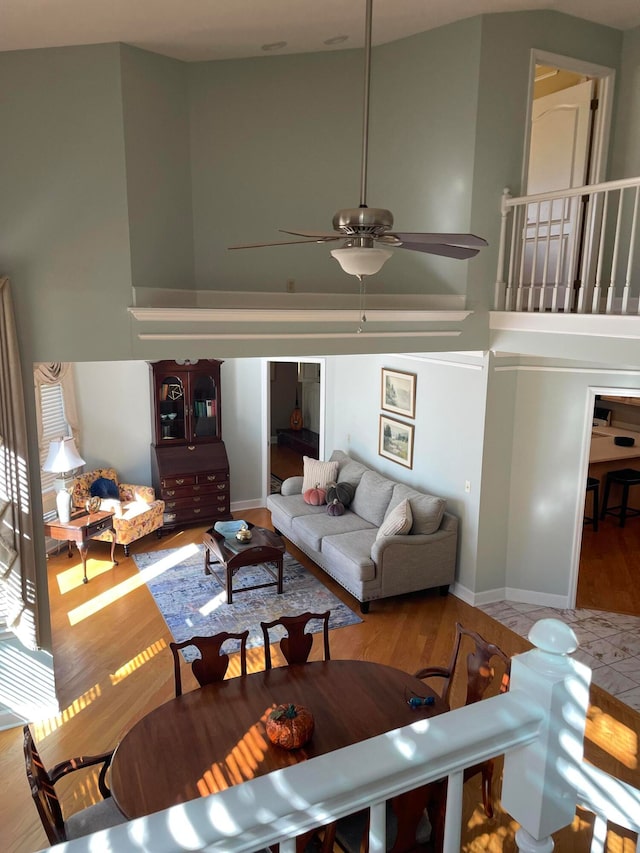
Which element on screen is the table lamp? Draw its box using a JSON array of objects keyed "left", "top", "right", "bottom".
[{"left": 43, "top": 437, "right": 85, "bottom": 523}]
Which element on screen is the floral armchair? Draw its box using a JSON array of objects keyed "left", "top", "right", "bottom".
[{"left": 71, "top": 467, "right": 164, "bottom": 557}]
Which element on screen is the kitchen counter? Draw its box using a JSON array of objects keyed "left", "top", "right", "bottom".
[{"left": 589, "top": 426, "right": 640, "bottom": 463}]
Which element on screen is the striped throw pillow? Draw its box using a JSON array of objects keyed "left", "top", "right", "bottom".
[{"left": 302, "top": 457, "right": 339, "bottom": 493}]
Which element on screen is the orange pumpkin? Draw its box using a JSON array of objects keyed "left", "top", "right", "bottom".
[
  {"left": 303, "top": 483, "right": 326, "bottom": 505},
  {"left": 266, "top": 703, "right": 315, "bottom": 749}
]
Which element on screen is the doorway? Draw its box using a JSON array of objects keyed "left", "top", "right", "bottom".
[
  {"left": 522, "top": 51, "right": 614, "bottom": 310},
  {"left": 572, "top": 389, "right": 640, "bottom": 615},
  {"left": 263, "top": 359, "right": 325, "bottom": 499}
]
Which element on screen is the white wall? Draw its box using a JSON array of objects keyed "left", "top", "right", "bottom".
[{"left": 74, "top": 361, "right": 153, "bottom": 485}]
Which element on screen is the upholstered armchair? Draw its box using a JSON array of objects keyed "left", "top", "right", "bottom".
[{"left": 71, "top": 467, "right": 164, "bottom": 557}]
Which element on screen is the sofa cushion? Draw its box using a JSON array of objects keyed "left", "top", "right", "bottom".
[
  {"left": 387, "top": 483, "right": 446, "bottom": 535},
  {"left": 268, "top": 493, "right": 327, "bottom": 525},
  {"left": 376, "top": 498, "right": 412, "bottom": 539},
  {"left": 321, "top": 529, "right": 378, "bottom": 582},
  {"left": 329, "top": 450, "right": 368, "bottom": 488},
  {"left": 302, "top": 457, "right": 339, "bottom": 492},
  {"left": 351, "top": 470, "right": 396, "bottom": 527},
  {"left": 292, "top": 511, "right": 375, "bottom": 552}
]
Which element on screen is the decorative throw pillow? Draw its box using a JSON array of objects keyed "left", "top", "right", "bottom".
[
  {"left": 302, "top": 457, "right": 339, "bottom": 493},
  {"left": 376, "top": 498, "right": 413, "bottom": 539},
  {"left": 90, "top": 476, "right": 119, "bottom": 499},
  {"left": 99, "top": 498, "right": 124, "bottom": 517}
]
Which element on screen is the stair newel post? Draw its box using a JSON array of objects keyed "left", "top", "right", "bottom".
[{"left": 501, "top": 618, "right": 590, "bottom": 852}]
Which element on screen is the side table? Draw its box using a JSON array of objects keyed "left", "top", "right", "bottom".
[
  {"left": 44, "top": 511, "right": 118, "bottom": 584},
  {"left": 202, "top": 525, "right": 285, "bottom": 604}
]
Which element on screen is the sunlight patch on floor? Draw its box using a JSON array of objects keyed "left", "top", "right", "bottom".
[
  {"left": 66, "top": 543, "right": 200, "bottom": 625},
  {"left": 35, "top": 683, "right": 103, "bottom": 738},
  {"left": 586, "top": 705, "right": 638, "bottom": 770},
  {"left": 54, "top": 554, "right": 117, "bottom": 593},
  {"left": 110, "top": 639, "right": 167, "bottom": 685}
]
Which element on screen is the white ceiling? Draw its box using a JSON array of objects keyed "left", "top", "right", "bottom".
[{"left": 2, "top": 0, "right": 640, "bottom": 63}]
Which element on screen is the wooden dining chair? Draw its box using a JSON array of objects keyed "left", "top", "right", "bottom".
[
  {"left": 260, "top": 611, "right": 331, "bottom": 669},
  {"left": 23, "top": 724, "right": 126, "bottom": 844},
  {"left": 170, "top": 630, "right": 250, "bottom": 697},
  {"left": 414, "top": 622, "right": 512, "bottom": 820}
]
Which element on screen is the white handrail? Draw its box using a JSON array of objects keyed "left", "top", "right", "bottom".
[{"left": 495, "top": 176, "right": 640, "bottom": 314}]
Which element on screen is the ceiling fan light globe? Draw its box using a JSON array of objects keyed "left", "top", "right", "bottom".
[{"left": 330, "top": 246, "right": 392, "bottom": 277}]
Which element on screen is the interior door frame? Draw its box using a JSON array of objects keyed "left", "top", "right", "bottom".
[
  {"left": 522, "top": 50, "right": 615, "bottom": 191},
  {"left": 568, "top": 386, "right": 640, "bottom": 608},
  {"left": 260, "top": 357, "right": 326, "bottom": 505}
]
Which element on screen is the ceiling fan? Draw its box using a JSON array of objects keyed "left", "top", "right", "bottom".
[{"left": 229, "top": 0, "right": 487, "bottom": 279}]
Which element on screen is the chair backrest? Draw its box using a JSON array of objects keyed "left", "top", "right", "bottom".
[
  {"left": 417, "top": 622, "right": 511, "bottom": 709},
  {"left": 170, "top": 630, "right": 249, "bottom": 696},
  {"left": 261, "top": 611, "right": 331, "bottom": 670},
  {"left": 23, "top": 724, "right": 66, "bottom": 844}
]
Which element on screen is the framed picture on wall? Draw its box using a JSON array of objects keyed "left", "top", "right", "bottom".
[
  {"left": 381, "top": 368, "right": 416, "bottom": 419},
  {"left": 378, "top": 415, "right": 414, "bottom": 469}
]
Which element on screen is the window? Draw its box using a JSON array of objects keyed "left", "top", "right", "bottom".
[{"left": 39, "top": 383, "right": 71, "bottom": 519}]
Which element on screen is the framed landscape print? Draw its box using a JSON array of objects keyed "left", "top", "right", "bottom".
[
  {"left": 381, "top": 368, "right": 416, "bottom": 419},
  {"left": 378, "top": 415, "right": 414, "bottom": 469}
]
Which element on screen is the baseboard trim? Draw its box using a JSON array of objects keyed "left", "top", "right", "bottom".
[
  {"left": 451, "top": 583, "right": 569, "bottom": 609},
  {"left": 231, "top": 499, "right": 263, "bottom": 512}
]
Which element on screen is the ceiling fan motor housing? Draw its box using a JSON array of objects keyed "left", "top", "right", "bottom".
[{"left": 332, "top": 207, "right": 394, "bottom": 236}]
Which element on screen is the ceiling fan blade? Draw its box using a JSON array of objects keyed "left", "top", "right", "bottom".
[
  {"left": 228, "top": 237, "right": 336, "bottom": 250},
  {"left": 279, "top": 228, "right": 341, "bottom": 239},
  {"left": 394, "top": 241, "right": 481, "bottom": 260},
  {"left": 391, "top": 232, "right": 488, "bottom": 248}
]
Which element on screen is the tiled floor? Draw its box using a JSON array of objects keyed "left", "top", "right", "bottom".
[{"left": 478, "top": 601, "right": 640, "bottom": 712}]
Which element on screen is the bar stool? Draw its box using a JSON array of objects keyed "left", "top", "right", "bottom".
[
  {"left": 584, "top": 476, "right": 600, "bottom": 532},
  {"left": 600, "top": 468, "right": 640, "bottom": 527}
]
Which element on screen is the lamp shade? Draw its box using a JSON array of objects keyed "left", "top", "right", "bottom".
[
  {"left": 43, "top": 437, "right": 85, "bottom": 475},
  {"left": 330, "top": 246, "right": 392, "bottom": 277}
]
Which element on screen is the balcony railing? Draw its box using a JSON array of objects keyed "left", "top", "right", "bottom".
[
  {"left": 46, "top": 620, "right": 640, "bottom": 853},
  {"left": 495, "top": 176, "right": 640, "bottom": 315}
]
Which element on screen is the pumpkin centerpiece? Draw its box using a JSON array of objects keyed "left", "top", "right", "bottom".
[{"left": 266, "top": 703, "right": 314, "bottom": 750}]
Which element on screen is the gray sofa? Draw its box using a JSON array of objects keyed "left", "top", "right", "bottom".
[{"left": 266, "top": 450, "right": 458, "bottom": 612}]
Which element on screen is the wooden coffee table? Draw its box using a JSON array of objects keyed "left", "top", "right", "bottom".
[{"left": 202, "top": 524, "right": 286, "bottom": 604}]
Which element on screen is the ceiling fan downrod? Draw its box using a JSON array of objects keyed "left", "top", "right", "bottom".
[{"left": 359, "top": 0, "right": 373, "bottom": 210}]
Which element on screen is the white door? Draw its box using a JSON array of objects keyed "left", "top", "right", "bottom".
[{"left": 523, "top": 79, "right": 595, "bottom": 309}]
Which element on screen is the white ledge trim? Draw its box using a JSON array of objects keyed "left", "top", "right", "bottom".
[
  {"left": 490, "top": 311, "right": 640, "bottom": 339},
  {"left": 129, "top": 307, "right": 472, "bottom": 324},
  {"left": 137, "top": 330, "right": 462, "bottom": 341}
]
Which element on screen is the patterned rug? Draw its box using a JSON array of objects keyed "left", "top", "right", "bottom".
[
  {"left": 133, "top": 543, "right": 362, "bottom": 659},
  {"left": 270, "top": 474, "right": 283, "bottom": 494}
]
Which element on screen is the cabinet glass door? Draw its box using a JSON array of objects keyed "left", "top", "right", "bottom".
[
  {"left": 158, "top": 375, "right": 186, "bottom": 441},
  {"left": 192, "top": 373, "right": 218, "bottom": 440}
]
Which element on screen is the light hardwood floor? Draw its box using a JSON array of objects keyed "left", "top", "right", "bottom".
[{"left": 2, "top": 507, "right": 638, "bottom": 853}]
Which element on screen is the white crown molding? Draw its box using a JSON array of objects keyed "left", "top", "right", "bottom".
[
  {"left": 137, "top": 330, "right": 462, "bottom": 341},
  {"left": 128, "top": 307, "right": 471, "bottom": 324}
]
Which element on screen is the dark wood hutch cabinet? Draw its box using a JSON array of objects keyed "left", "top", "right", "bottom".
[{"left": 149, "top": 360, "right": 231, "bottom": 531}]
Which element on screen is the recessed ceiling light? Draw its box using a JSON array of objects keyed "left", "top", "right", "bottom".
[
  {"left": 324, "top": 35, "right": 349, "bottom": 46},
  {"left": 261, "top": 41, "right": 287, "bottom": 51}
]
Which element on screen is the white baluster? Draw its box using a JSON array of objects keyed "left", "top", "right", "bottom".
[
  {"left": 515, "top": 827, "right": 555, "bottom": 852},
  {"left": 495, "top": 188, "right": 512, "bottom": 309},
  {"left": 606, "top": 189, "right": 625, "bottom": 313},
  {"left": 368, "top": 801, "right": 386, "bottom": 853},
  {"left": 623, "top": 185, "right": 639, "bottom": 314},
  {"left": 591, "top": 190, "right": 609, "bottom": 312},
  {"left": 443, "top": 770, "right": 463, "bottom": 852},
  {"left": 506, "top": 207, "right": 519, "bottom": 310}
]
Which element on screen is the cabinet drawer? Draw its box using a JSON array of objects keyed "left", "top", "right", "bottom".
[
  {"left": 160, "top": 474, "right": 197, "bottom": 488},
  {"left": 197, "top": 471, "right": 229, "bottom": 485},
  {"left": 162, "top": 494, "right": 228, "bottom": 512},
  {"left": 161, "top": 481, "right": 228, "bottom": 500},
  {"left": 86, "top": 517, "right": 113, "bottom": 536}
]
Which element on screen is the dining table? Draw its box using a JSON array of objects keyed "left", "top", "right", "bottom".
[{"left": 110, "top": 658, "right": 448, "bottom": 849}]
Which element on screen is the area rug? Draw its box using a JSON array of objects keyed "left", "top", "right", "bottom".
[
  {"left": 270, "top": 474, "right": 283, "bottom": 494},
  {"left": 133, "top": 543, "right": 362, "bottom": 659}
]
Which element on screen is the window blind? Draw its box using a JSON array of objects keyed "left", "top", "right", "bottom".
[{"left": 39, "top": 383, "right": 70, "bottom": 517}]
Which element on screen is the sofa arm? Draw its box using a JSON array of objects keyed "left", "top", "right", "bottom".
[
  {"left": 281, "top": 476, "right": 304, "bottom": 496},
  {"left": 371, "top": 528, "right": 455, "bottom": 563},
  {"left": 119, "top": 483, "right": 156, "bottom": 504}
]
